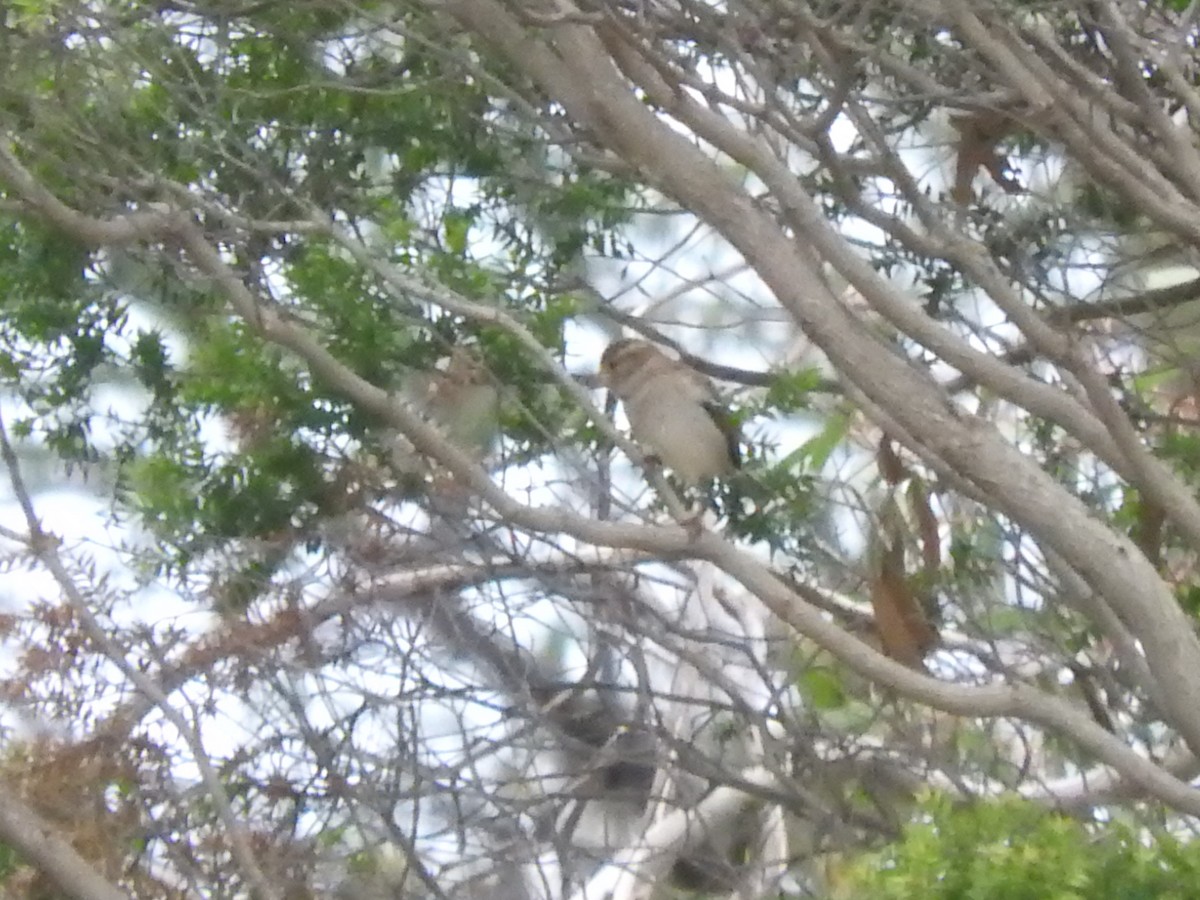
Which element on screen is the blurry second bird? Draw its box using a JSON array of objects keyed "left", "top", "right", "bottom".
[{"left": 393, "top": 348, "right": 500, "bottom": 476}]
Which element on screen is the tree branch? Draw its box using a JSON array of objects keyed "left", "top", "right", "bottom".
[
  {"left": 0, "top": 788, "right": 129, "bottom": 900},
  {"left": 6, "top": 75, "right": 1200, "bottom": 816}
]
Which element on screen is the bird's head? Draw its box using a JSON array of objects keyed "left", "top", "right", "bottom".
[{"left": 599, "top": 338, "right": 661, "bottom": 390}]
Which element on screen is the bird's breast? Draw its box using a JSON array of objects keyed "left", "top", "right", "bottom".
[{"left": 624, "top": 390, "right": 733, "bottom": 484}]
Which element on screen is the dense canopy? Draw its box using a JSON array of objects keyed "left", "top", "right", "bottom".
[{"left": 3, "top": 1, "right": 1200, "bottom": 898}]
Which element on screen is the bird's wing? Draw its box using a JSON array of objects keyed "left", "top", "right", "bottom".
[
  {"left": 664, "top": 364, "right": 742, "bottom": 468},
  {"left": 701, "top": 399, "right": 742, "bottom": 467}
]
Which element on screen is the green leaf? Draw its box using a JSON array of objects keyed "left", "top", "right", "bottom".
[
  {"left": 788, "top": 410, "right": 850, "bottom": 472},
  {"left": 800, "top": 666, "right": 847, "bottom": 710},
  {"left": 444, "top": 210, "right": 473, "bottom": 256},
  {"left": 764, "top": 367, "right": 825, "bottom": 413}
]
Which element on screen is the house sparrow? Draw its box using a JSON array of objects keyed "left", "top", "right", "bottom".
[
  {"left": 392, "top": 347, "right": 500, "bottom": 476},
  {"left": 599, "top": 338, "right": 740, "bottom": 484},
  {"left": 414, "top": 347, "right": 501, "bottom": 460}
]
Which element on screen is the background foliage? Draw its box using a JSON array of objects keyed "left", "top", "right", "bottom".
[{"left": 2, "top": 1, "right": 1200, "bottom": 898}]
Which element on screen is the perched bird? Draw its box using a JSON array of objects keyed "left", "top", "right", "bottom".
[
  {"left": 404, "top": 347, "right": 501, "bottom": 461},
  {"left": 598, "top": 338, "right": 740, "bottom": 484},
  {"left": 390, "top": 347, "right": 501, "bottom": 481}
]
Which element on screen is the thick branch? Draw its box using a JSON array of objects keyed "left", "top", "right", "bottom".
[
  {"left": 437, "top": 0, "right": 1200, "bottom": 756},
  {"left": 0, "top": 790, "right": 129, "bottom": 900},
  {"left": 6, "top": 90, "right": 1200, "bottom": 816}
]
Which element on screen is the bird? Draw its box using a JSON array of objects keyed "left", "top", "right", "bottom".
[
  {"left": 390, "top": 347, "right": 501, "bottom": 480},
  {"left": 598, "top": 338, "right": 740, "bottom": 485},
  {"left": 414, "top": 347, "right": 501, "bottom": 461}
]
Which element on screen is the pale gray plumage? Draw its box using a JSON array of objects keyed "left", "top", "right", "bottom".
[{"left": 599, "top": 339, "right": 739, "bottom": 485}]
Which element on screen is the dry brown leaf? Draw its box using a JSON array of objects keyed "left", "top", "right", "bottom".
[
  {"left": 908, "top": 478, "right": 942, "bottom": 580},
  {"left": 877, "top": 436, "right": 907, "bottom": 486},
  {"left": 950, "top": 111, "right": 1024, "bottom": 204},
  {"left": 870, "top": 540, "right": 938, "bottom": 670}
]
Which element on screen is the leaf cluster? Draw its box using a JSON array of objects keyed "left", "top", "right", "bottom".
[{"left": 842, "top": 794, "right": 1200, "bottom": 900}]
